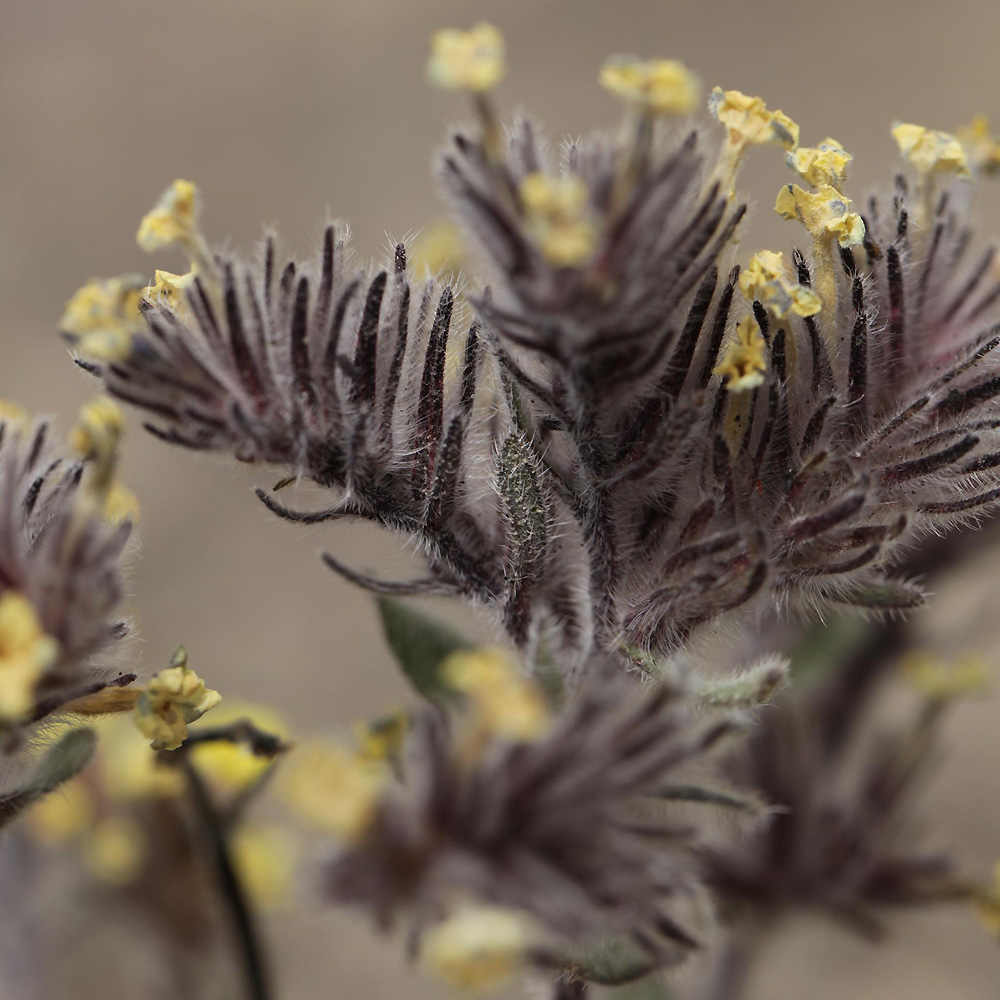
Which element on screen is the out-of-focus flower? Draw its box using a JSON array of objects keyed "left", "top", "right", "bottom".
[
  {"left": 976, "top": 861, "right": 1000, "bottom": 937},
  {"left": 901, "top": 651, "right": 991, "bottom": 701},
  {"left": 419, "top": 905, "right": 533, "bottom": 992},
  {"left": 956, "top": 115, "right": 1000, "bottom": 175},
  {"left": 60, "top": 275, "right": 146, "bottom": 362},
  {"left": 427, "top": 24, "right": 505, "bottom": 93},
  {"left": 188, "top": 701, "right": 288, "bottom": 792},
  {"left": 892, "top": 124, "right": 971, "bottom": 179},
  {"left": 84, "top": 815, "right": 146, "bottom": 886},
  {"left": 0, "top": 591, "right": 59, "bottom": 722},
  {"left": 738, "top": 250, "right": 822, "bottom": 318},
  {"left": 26, "top": 778, "right": 95, "bottom": 845},
  {"left": 518, "top": 172, "right": 597, "bottom": 268},
  {"left": 231, "top": 824, "right": 296, "bottom": 911},
  {"left": 599, "top": 57, "right": 700, "bottom": 115},
  {"left": 136, "top": 179, "right": 201, "bottom": 254},
  {"left": 282, "top": 742, "right": 388, "bottom": 842},
  {"left": 133, "top": 647, "right": 221, "bottom": 751}
]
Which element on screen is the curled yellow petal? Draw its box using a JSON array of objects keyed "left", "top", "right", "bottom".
[
  {"left": 419, "top": 905, "right": 531, "bottom": 992},
  {"left": 787, "top": 137, "right": 852, "bottom": 191},
  {"left": 133, "top": 646, "right": 222, "bottom": 751},
  {"left": 710, "top": 88, "right": 799, "bottom": 150},
  {"left": 599, "top": 57, "right": 700, "bottom": 115},
  {"left": 427, "top": 23, "right": 505, "bottom": 93},
  {"left": 774, "top": 183, "right": 866, "bottom": 248},
  {"left": 714, "top": 315, "right": 767, "bottom": 392},
  {"left": 739, "top": 250, "right": 822, "bottom": 318},
  {"left": 892, "top": 123, "right": 971, "bottom": 178}
]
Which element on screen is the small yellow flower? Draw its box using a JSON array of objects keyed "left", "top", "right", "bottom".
[
  {"left": 901, "top": 651, "right": 990, "bottom": 701},
  {"left": 518, "top": 173, "right": 597, "bottom": 269},
  {"left": 281, "top": 741, "right": 388, "bottom": 842},
  {"left": 774, "top": 183, "right": 866, "bottom": 248},
  {"left": 102, "top": 482, "right": 140, "bottom": 523},
  {"left": 714, "top": 315, "right": 767, "bottom": 392},
  {"left": 892, "top": 123, "right": 971, "bottom": 179},
  {"left": 69, "top": 396, "right": 127, "bottom": 493},
  {"left": 739, "top": 250, "right": 822, "bottom": 318},
  {"left": 787, "top": 137, "right": 852, "bottom": 191},
  {"left": 83, "top": 815, "right": 146, "bottom": 886},
  {"left": 231, "top": 824, "right": 296, "bottom": 910},
  {"left": 410, "top": 222, "right": 466, "bottom": 277},
  {"left": 136, "top": 179, "right": 201, "bottom": 254},
  {"left": 27, "top": 779, "right": 95, "bottom": 845},
  {"left": 599, "top": 57, "right": 700, "bottom": 115},
  {"left": 0, "top": 590, "right": 58, "bottom": 722},
  {"left": 60, "top": 275, "right": 146, "bottom": 362},
  {"left": 956, "top": 114, "right": 1000, "bottom": 175},
  {"left": 710, "top": 88, "right": 799, "bottom": 151},
  {"left": 976, "top": 861, "right": 1000, "bottom": 937},
  {"left": 188, "top": 701, "right": 288, "bottom": 793},
  {"left": 419, "top": 905, "right": 532, "bottom": 992},
  {"left": 442, "top": 647, "right": 551, "bottom": 743},
  {"left": 133, "top": 646, "right": 222, "bottom": 751},
  {"left": 427, "top": 24, "right": 505, "bottom": 93}
]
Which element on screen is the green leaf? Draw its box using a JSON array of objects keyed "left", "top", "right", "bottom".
[
  {"left": 376, "top": 597, "right": 471, "bottom": 699},
  {"left": 832, "top": 579, "right": 925, "bottom": 611},
  {"left": 570, "top": 935, "right": 661, "bottom": 986},
  {"left": 0, "top": 727, "right": 98, "bottom": 830}
]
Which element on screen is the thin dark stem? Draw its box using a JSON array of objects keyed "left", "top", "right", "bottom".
[{"left": 181, "top": 757, "right": 272, "bottom": 1000}]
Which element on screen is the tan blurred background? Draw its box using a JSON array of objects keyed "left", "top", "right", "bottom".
[{"left": 2, "top": 0, "right": 1000, "bottom": 996}]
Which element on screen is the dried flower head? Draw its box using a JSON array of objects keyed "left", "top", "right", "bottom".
[
  {"left": 0, "top": 402, "right": 136, "bottom": 740},
  {"left": 323, "top": 670, "right": 740, "bottom": 980}
]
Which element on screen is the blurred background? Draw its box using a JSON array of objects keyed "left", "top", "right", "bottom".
[{"left": 2, "top": 0, "right": 999, "bottom": 996}]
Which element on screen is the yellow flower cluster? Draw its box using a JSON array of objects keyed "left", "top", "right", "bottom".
[
  {"left": 427, "top": 24, "right": 505, "bottom": 93},
  {"left": 419, "top": 905, "right": 532, "bottom": 992},
  {"left": 787, "top": 137, "right": 852, "bottom": 191},
  {"left": 714, "top": 315, "right": 767, "bottom": 393},
  {"left": 518, "top": 172, "right": 596, "bottom": 268},
  {"left": 739, "top": 250, "right": 821, "bottom": 319},
  {"left": 0, "top": 591, "right": 58, "bottom": 722},
  {"left": 599, "top": 57, "right": 700, "bottom": 115},
  {"left": 133, "top": 646, "right": 222, "bottom": 751},
  {"left": 442, "top": 646, "right": 551, "bottom": 743},
  {"left": 59, "top": 274, "right": 146, "bottom": 362},
  {"left": 69, "top": 397, "right": 137, "bottom": 519},
  {"left": 710, "top": 88, "right": 799, "bottom": 151}
]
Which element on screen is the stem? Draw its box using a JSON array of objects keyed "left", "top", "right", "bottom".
[
  {"left": 181, "top": 757, "right": 272, "bottom": 1000},
  {"left": 702, "top": 921, "right": 767, "bottom": 1000}
]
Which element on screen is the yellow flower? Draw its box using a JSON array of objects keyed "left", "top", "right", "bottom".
[
  {"left": 281, "top": 741, "right": 388, "bottom": 842},
  {"left": 956, "top": 114, "right": 1000, "bottom": 175},
  {"left": 60, "top": 275, "right": 146, "bottom": 362},
  {"left": 518, "top": 173, "right": 597, "bottom": 268},
  {"left": 739, "top": 250, "right": 822, "bottom": 318},
  {"left": 0, "top": 590, "right": 58, "bottom": 722},
  {"left": 892, "top": 123, "right": 971, "bottom": 179},
  {"left": 69, "top": 395, "right": 127, "bottom": 496},
  {"left": 136, "top": 179, "right": 201, "bottom": 253},
  {"left": 442, "top": 647, "right": 551, "bottom": 743},
  {"left": 231, "top": 825, "right": 296, "bottom": 910},
  {"left": 787, "top": 137, "right": 852, "bottom": 191},
  {"left": 427, "top": 24, "right": 505, "bottom": 93},
  {"left": 102, "top": 482, "right": 140, "bottom": 523},
  {"left": 27, "top": 779, "right": 95, "bottom": 845},
  {"left": 714, "top": 316, "right": 767, "bottom": 392},
  {"left": 188, "top": 701, "right": 288, "bottom": 793},
  {"left": 710, "top": 88, "right": 799, "bottom": 151},
  {"left": 599, "top": 57, "right": 700, "bottom": 115},
  {"left": 774, "top": 183, "right": 866, "bottom": 248},
  {"left": 83, "top": 816, "right": 146, "bottom": 886},
  {"left": 419, "top": 905, "right": 531, "bottom": 992},
  {"left": 901, "top": 651, "right": 990, "bottom": 701},
  {"left": 133, "top": 646, "right": 222, "bottom": 751}
]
